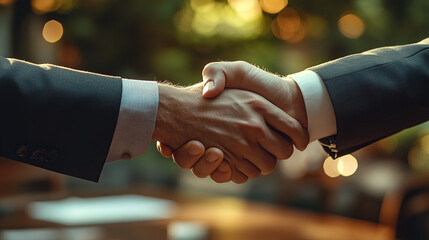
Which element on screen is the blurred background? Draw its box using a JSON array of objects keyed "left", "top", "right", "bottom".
[{"left": 0, "top": 0, "right": 428, "bottom": 240}]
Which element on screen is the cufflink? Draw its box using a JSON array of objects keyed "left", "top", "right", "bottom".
[{"left": 121, "top": 152, "right": 132, "bottom": 160}]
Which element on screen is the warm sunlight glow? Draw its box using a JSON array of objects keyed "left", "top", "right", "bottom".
[
  {"left": 0, "top": 0, "right": 15, "bottom": 6},
  {"left": 337, "top": 155, "right": 358, "bottom": 177},
  {"left": 228, "top": 0, "right": 262, "bottom": 20},
  {"left": 421, "top": 135, "right": 429, "bottom": 155},
  {"left": 32, "top": 0, "right": 63, "bottom": 14},
  {"left": 42, "top": 20, "right": 63, "bottom": 43},
  {"left": 408, "top": 139, "right": 429, "bottom": 171},
  {"left": 338, "top": 13, "right": 365, "bottom": 39},
  {"left": 260, "top": 0, "right": 288, "bottom": 14},
  {"left": 176, "top": 0, "right": 263, "bottom": 39},
  {"left": 271, "top": 8, "right": 305, "bottom": 43},
  {"left": 323, "top": 156, "right": 340, "bottom": 178},
  {"left": 190, "top": 0, "right": 214, "bottom": 11}
]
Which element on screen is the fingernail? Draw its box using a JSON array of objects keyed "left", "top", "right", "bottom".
[
  {"left": 206, "top": 152, "right": 218, "bottom": 163},
  {"left": 187, "top": 145, "right": 202, "bottom": 156},
  {"left": 203, "top": 81, "right": 214, "bottom": 94}
]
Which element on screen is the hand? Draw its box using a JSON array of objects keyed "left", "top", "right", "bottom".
[
  {"left": 152, "top": 83, "right": 307, "bottom": 183},
  {"left": 202, "top": 61, "right": 307, "bottom": 128},
  {"left": 158, "top": 61, "right": 309, "bottom": 183},
  {"left": 157, "top": 141, "right": 232, "bottom": 183}
]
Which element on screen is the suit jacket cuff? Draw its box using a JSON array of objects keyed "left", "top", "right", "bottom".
[
  {"left": 106, "top": 79, "right": 159, "bottom": 162},
  {"left": 289, "top": 70, "right": 337, "bottom": 142}
]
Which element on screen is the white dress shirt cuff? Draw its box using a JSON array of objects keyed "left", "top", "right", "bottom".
[
  {"left": 106, "top": 79, "right": 159, "bottom": 162},
  {"left": 289, "top": 70, "right": 337, "bottom": 142}
]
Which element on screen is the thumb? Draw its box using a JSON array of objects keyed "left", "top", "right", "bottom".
[
  {"left": 201, "top": 62, "right": 227, "bottom": 98},
  {"left": 202, "top": 61, "right": 259, "bottom": 98}
]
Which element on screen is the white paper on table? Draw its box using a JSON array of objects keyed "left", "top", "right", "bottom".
[{"left": 28, "top": 194, "right": 175, "bottom": 225}]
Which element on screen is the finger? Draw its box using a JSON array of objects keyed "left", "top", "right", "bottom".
[
  {"left": 228, "top": 156, "right": 261, "bottom": 179},
  {"left": 157, "top": 141, "right": 173, "bottom": 158},
  {"left": 243, "top": 149, "right": 277, "bottom": 176},
  {"left": 231, "top": 168, "right": 248, "bottom": 184},
  {"left": 191, "top": 148, "right": 224, "bottom": 178},
  {"left": 262, "top": 103, "right": 309, "bottom": 151},
  {"left": 258, "top": 129, "right": 294, "bottom": 160},
  {"left": 172, "top": 140, "right": 205, "bottom": 170},
  {"left": 210, "top": 161, "right": 232, "bottom": 183}
]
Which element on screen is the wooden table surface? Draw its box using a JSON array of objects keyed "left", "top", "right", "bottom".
[{"left": 0, "top": 187, "right": 394, "bottom": 240}]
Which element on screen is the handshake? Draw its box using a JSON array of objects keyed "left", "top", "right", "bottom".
[{"left": 152, "top": 61, "right": 310, "bottom": 184}]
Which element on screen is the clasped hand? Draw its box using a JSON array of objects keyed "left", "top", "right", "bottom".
[{"left": 154, "top": 61, "right": 309, "bottom": 183}]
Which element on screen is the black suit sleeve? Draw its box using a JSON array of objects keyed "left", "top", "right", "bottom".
[
  {"left": 309, "top": 38, "right": 429, "bottom": 158},
  {"left": 0, "top": 57, "right": 122, "bottom": 181}
]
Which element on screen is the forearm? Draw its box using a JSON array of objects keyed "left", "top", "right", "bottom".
[
  {"left": 310, "top": 38, "right": 429, "bottom": 157},
  {"left": 0, "top": 57, "right": 122, "bottom": 181}
]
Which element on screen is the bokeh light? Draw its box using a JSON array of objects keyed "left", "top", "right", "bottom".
[
  {"left": 271, "top": 8, "right": 305, "bottom": 43},
  {"left": 0, "top": 0, "right": 15, "bottom": 6},
  {"left": 337, "top": 155, "right": 358, "bottom": 177},
  {"left": 32, "top": 0, "right": 62, "bottom": 14},
  {"left": 421, "top": 134, "right": 429, "bottom": 155},
  {"left": 323, "top": 156, "right": 340, "bottom": 178},
  {"left": 176, "top": 0, "right": 263, "bottom": 39},
  {"left": 338, "top": 13, "right": 365, "bottom": 39},
  {"left": 228, "top": 0, "right": 262, "bottom": 20},
  {"left": 191, "top": 0, "right": 214, "bottom": 11},
  {"left": 260, "top": 0, "right": 288, "bottom": 14},
  {"left": 408, "top": 135, "right": 429, "bottom": 170},
  {"left": 42, "top": 20, "right": 64, "bottom": 43}
]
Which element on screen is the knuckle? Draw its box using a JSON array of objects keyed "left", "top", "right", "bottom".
[
  {"left": 202, "top": 62, "right": 220, "bottom": 77},
  {"left": 239, "top": 119, "right": 264, "bottom": 134},
  {"left": 234, "top": 60, "right": 250, "bottom": 70},
  {"left": 248, "top": 99, "right": 266, "bottom": 112}
]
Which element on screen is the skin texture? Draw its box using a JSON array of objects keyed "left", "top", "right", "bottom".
[
  {"left": 158, "top": 61, "right": 309, "bottom": 183},
  {"left": 152, "top": 83, "right": 307, "bottom": 183}
]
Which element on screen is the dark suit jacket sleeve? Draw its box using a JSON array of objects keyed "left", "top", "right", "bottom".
[
  {"left": 0, "top": 57, "right": 122, "bottom": 181},
  {"left": 309, "top": 38, "right": 429, "bottom": 158}
]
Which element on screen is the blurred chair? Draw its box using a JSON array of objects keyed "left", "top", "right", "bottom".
[{"left": 380, "top": 174, "right": 429, "bottom": 240}]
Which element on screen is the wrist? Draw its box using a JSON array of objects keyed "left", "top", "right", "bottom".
[
  {"left": 284, "top": 76, "right": 308, "bottom": 129},
  {"left": 152, "top": 84, "right": 202, "bottom": 148},
  {"left": 152, "top": 84, "right": 182, "bottom": 144}
]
